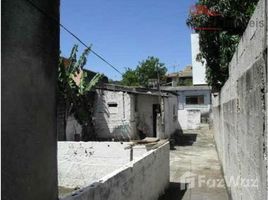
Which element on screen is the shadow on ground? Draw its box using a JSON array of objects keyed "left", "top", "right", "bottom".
[
  {"left": 175, "top": 133, "right": 197, "bottom": 146},
  {"left": 158, "top": 182, "right": 188, "bottom": 200}
]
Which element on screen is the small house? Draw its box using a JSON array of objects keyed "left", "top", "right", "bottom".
[
  {"left": 162, "top": 85, "right": 211, "bottom": 130},
  {"left": 93, "top": 84, "right": 179, "bottom": 140}
]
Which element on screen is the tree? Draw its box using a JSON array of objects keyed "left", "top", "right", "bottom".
[
  {"left": 122, "top": 56, "right": 167, "bottom": 87},
  {"left": 186, "top": 0, "right": 258, "bottom": 91},
  {"left": 58, "top": 45, "right": 103, "bottom": 140},
  {"left": 121, "top": 68, "right": 139, "bottom": 86},
  {"left": 108, "top": 79, "right": 122, "bottom": 85}
]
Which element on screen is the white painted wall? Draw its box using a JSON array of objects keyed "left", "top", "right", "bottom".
[
  {"left": 163, "top": 95, "right": 179, "bottom": 137},
  {"left": 177, "top": 90, "right": 211, "bottom": 130},
  {"left": 178, "top": 109, "right": 201, "bottom": 130},
  {"left": 61, "top": 141, "right": 170, "bottom": 200},
  {"left": 58, "top": 142, "right": 147, "bottom": 189},
  {"left": 94, "top": 90, "right": 180, "bottom": 139},
  {"left": 178, "top": 90, "right": 211, "bottom": 114},
  {"left": 191, "top": 34, "right": 207, "bottom": 85},
  {"left": 136, "top": 94, "right": 159, "bottom": 137},
  {"left": 136, "top": 94, "right": 179, "bottom": 138},
  {"left": 93, "top": 90, "right": 136, "bottom": 140}
]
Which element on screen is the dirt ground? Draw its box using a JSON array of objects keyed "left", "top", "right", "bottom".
[{"left": 159, "top": 124, "right": 230, "bottom": 200}]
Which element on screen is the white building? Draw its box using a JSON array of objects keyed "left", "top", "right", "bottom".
[
  {"left": 191, "top": 33, "right": 207, "bottom": 85},
  {"left": 93, "top": 85, "right": 180, "bottom": 140},
  {"left": 160, "top": 33, "right": 211, "bottom": 130},
  {"left": 162, "top": 85, "right": 211, "bottom": 130}
]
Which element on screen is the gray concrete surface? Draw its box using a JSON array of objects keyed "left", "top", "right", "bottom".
[
  {"left": 2, "top": 0, "right": 59, "bottom": 200},
  {"left": 212, "top": 0, "right": 268, "bottom": 200},
  {"left": 160, "top": 124, "right": 229, "bottom": 200}
]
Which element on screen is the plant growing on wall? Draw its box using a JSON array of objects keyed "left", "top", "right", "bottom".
[
  {"left": 186, "top": 0, "right": 258, "bottom": 91},
  {"left": 58, "top": 45, "right": 103, "bottom": 140}
]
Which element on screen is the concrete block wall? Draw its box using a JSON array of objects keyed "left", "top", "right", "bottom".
[
  {"left": 212, "top": 0, "right": 267, "bottom": 199},
  {"left": 61, "top": 142, "right": 170, "bottom": 200},
  {"left": 94, "top": 90, "right": 136, "bottom": 140}
]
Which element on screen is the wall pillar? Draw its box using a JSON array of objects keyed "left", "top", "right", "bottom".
[{"left": 2, "top": 0, "right": 59, "bottom": 199}]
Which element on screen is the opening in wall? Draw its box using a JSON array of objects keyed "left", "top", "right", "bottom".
[{"left": 186, "top": 95, "right": 204, "bottom": 105}]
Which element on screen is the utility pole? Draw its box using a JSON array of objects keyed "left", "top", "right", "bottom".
[{"left": 156, "top": 63, "right": 162, "bottom": 116}]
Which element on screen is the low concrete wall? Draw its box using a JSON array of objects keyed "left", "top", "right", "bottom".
[
  {"left": 61, "top": 141, "right": 170, "bottom": 200},
  {"left": 212, "top": 0, "right": 267, "bottom": 200},
  {"left": 58, "top": 142, "right": 147, "bottom": 189}
]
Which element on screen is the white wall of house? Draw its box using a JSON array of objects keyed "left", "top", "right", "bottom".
[
  {"left": 136, "top": 94, "right": 179, "bottom": 138},
  {"left": 191, "top": 34, "right": 207, "bottom": 85},
  {"left": 93, "top": 90, "right": 180, "bottom": 140},
  {"left": 163, "top": 96, "right": 179, "bottom": 137},
  {"left": 178, "top": 90, "right": 211, "bottom": 114},
  {"left": 94, "top": 90, "right": 136, "bottom": 140},
  {"left": 177, "top": 89, "right": 211, "bottom": 130},
  {"left": 136, "top": 94, "right": 159, "bottom": 137}
]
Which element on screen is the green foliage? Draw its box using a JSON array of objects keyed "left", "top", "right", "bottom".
[
  {"left": 122, "top": 68, "right": 139, "bottom": 86},
  {"left": 178, "top": 78, "right": 193, "bottom": 86},
  {"left": 58, "top": 45, "right": 103, "bottom": 140},
  {"left": 122, "top": 56, "right": 167, "bottom": 87},
  {"left": 186, "top": 0, "right": 258, "bottom": 91},
  {"left": 108, "top": 79, "right": 122, "bottom": 85}
]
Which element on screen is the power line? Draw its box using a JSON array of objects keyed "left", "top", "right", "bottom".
[{"left": 23, "top": 0, "right": 123, "bottom": 75}]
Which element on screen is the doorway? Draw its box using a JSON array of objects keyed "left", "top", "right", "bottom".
[{"left": 153, "top": 104, "right": 161, "bottom": 137}]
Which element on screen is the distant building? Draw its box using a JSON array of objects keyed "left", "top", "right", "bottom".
[
  {"left": 162, "top": 34, "right": 211, "bottom": 130},
  {"left": 165, "top": 65, "right": 193, "bottom": 87},
  {"left": 162, "top": 86, "right": 211, "bottom": 130},
  {"left": 161, "top": 34, "right": 211, "bottom": 130},
  {"left": 191, "top": 34, "right": 207, "bottom": 85}
]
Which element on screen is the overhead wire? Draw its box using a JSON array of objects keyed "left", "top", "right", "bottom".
[{"left": 23, "top": 0, "right": 123, "bottom": 75}]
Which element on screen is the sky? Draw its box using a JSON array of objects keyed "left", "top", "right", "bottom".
[{"left": 60, "top": 0, "right": 197, "bottom": 80}]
